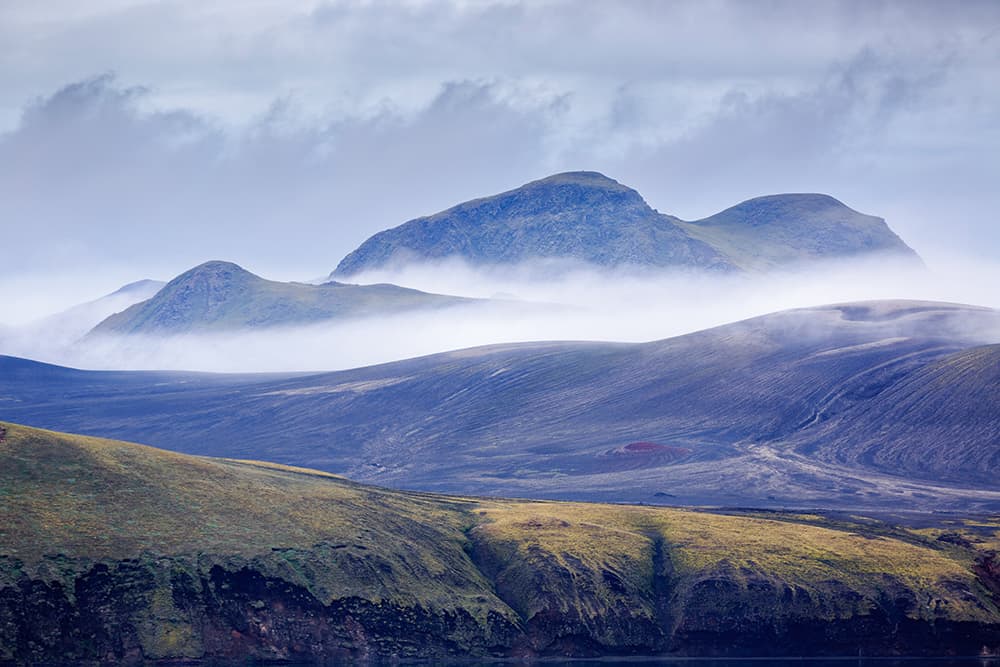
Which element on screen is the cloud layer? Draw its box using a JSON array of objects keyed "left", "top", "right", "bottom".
[
  {"left": 5, "top": 255, "right": 1000, "bottom": 373},
  {"left": 1, "top": 0, "right": 998, "bottom": 323}
]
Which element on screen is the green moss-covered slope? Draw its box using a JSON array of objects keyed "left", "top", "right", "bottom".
[{"left": 1, "top": 422, "right": 998, "bottom": 662}]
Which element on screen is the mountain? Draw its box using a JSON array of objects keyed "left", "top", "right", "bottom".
[
  {"left": 89, "top": 260, "right": 474, "bottom": 335},
  {"left": 43, "top": 279, "right": 166, "bottom": 331},
  {"left": 2, "top": 421, "right": 998, "bottom": 661},
  {"left": 332, "top": 172, "right": 918, "bottom": 277},
  {"left": 678, "top": 193, "right": 919, "bottom": 270},
  {"left": 104, "top": 278, "right": 166, "bottom": 299},
  {"left": 4, "top": 300, "right": 999, "bottom": 510},
  {"left": 41, "top": 279, "right": 166, "bottom": 334},
  {"left": 42, "top": 278, "right": 166, "bottom": 336},
  {"left": 334, "top": 172, "right": 735, "bottom": 276},
  {"left": 0, "top": 279, "right": 165, "bottom": 356}
]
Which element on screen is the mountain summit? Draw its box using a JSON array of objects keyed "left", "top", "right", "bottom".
[
  {"left": 333, "top": 172, "right": 734, "bottom": 276},
  {"left": 90, "top": 260, "right": 471, "bottom": 335},
  {"left": 677, "top": 193, "right": 917, "bottom": 270},
  {"left": 332, "top": 172, "right": 918, "bottom": 276}
]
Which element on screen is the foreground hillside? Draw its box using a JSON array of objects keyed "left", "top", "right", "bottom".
[
  {"left": 1, "top": 422, "right": 998, "bottom": 662},
  {"left": 332, "top": 171, "right": 918, "bottom": 276},
  {"left": 90, "top": 260, "right": 472, "bottom": 335},
  {"left": 4, "top": 300, "right": 999, "bottom": 510}
]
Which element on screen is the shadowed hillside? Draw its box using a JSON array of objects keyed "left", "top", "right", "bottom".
[
  {"left": 1, "top": 422, "right": 998, "bottom": 662},
  {"left": 3, "top": 300, "right": 998, "bottom": 510},
  {"left": 796, "top": 343, "right": 1000, "bottom": 483}
]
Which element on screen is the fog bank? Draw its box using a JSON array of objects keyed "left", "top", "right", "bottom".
[{"left": 2, "top": 254, "right": 998, "bottom": 373}]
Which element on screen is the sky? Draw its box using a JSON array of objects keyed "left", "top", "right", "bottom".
[{"left": 1, "top": 0, "right": 999, "bottom": 324}]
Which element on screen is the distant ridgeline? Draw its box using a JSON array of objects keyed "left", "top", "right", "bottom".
[
  {"left": 332, "top": 171, "right": 919, "bottom": 276},
  {"left": 86, "top": 174, "right": 918, "bottom": 336},
  {"left": 88, "top": 260, "right": 475, "bottom": 335}
]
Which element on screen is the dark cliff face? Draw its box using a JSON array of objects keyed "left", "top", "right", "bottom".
[
  {"left": 0, "top": 553, "right": 520, "bottom": 663},
  {"left": 3, "top": 549, "right": 999, "bottom": 663}
]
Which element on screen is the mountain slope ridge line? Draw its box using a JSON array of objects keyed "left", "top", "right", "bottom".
[
  {"left": 87, "top": 259, "right": 481, "bottom": 335},
  {"left": 333, "top": 171, "right": 919, "bottom": 276}
]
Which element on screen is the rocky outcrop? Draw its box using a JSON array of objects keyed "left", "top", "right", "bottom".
[
  {"left": 0, "top": 553, "right": 519, "bottom": 663},
  {"left": 975, "top": 552, "right": 1000, "bottom": 601},
  {"left": 3, "top": 546, "right": 999, "bottom": 663}
]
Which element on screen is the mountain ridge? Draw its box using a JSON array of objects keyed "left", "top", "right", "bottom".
[
  {"left": 89, "top": 260, "right": 476, "bottom": 335},
  {"left": 334, "top": 171, "right": 732, "bottom": 275},
  {"left": 333, "top": 171, "right": 919, "bottom": 276}
]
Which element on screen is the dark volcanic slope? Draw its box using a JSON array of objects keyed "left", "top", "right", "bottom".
[
  {"left": 91, "top": 260, "right": 472, "bottom": 335},
  {"left": 2, "top": 422, "right": 999, "bottom": 662},
  {"left": 797, "top": 343, "right": 1000, "bottom": 484},
  {"left": 3, "top": 300, "right": 999, "bottom": 510},
  {"left": 332, "top": 171, "right": 917, "bottom": 276}
]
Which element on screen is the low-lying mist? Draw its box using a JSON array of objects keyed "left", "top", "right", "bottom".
[{"left": 3, "top": 253, "right": 999, "bottom": 373}]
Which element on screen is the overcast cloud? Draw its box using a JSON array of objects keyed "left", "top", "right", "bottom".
[{"left": 1, "top": 0, "right": 998, "bottom": 323}]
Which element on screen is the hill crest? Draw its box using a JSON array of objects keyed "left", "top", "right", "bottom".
[{"left": 89, "top": 260, "right": 474, "bottom": 335}]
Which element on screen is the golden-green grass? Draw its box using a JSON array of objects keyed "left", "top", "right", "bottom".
[
  {"left": 0, "top": 422, "right": 499, "bottom": 617},
  {"left": 2, "top": 421, "right": 998, "bottom": 627},
  {"left": 911, "top": 518, "right": 1000, "bottom": 553},
  {"left": 472, "top": 501, "right": 997, "bottom": 622}
]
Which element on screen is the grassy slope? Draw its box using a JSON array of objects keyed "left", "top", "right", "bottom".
[
  {"left": 0, "top": 423, "right": 500, "bottom": 614},
  {"left": 2, "top": 422, "right": 998, "bottom": 626},
  {"left": 473, "top": 501, "right": 998, "bottom": 626}
]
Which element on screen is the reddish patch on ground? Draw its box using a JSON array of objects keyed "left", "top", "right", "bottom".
[{"left": 624, "top": 441, "right": 665, "bottom": 452}]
